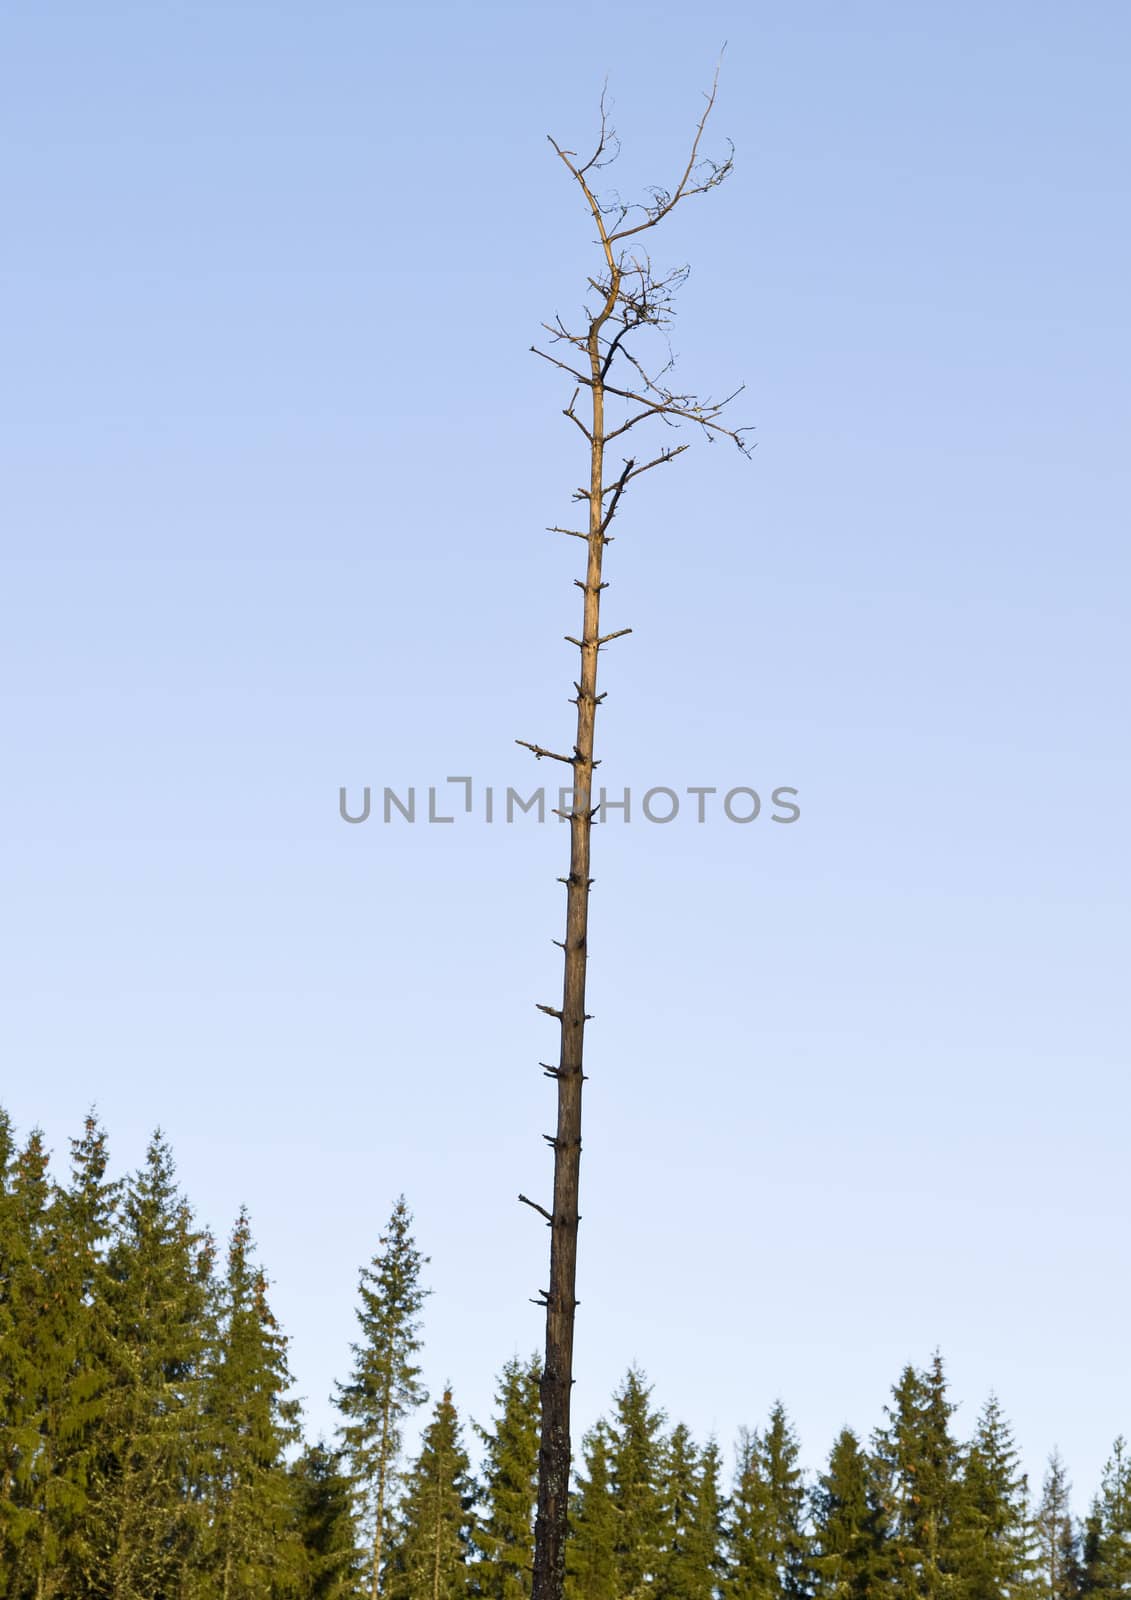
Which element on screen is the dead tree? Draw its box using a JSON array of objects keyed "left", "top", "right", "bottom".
[{"left": 517, "top": 67, "right": 752, "bottom": 1600}]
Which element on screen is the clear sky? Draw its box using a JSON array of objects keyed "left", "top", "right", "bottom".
[{"left": 2, "top": 0, "right": 1129, "bottom": 1510}]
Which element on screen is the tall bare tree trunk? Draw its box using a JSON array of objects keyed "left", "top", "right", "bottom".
[
  {"left": 522, "top": 68, "right": 749, "bottom": 1600},
  {"left": 527, "top": 258, "right": 623, "bottom": 1600}
]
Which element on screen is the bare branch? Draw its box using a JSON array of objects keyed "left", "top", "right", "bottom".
[
  {"left": 563, "top": 389, "right": 592, "bottom": 442},
  {"left": 516, "top": 739, "right": 576, "bottom": 765},
  {"left": 604, "top": 404, "right": 676, "bottom": 443},
  {"left": 621, "top": 444, "right": 691, "bottom": 483},
  {"left": 519, "top": 1193, "right": 554, "bottom": 1224},
  {"left": 531, "top": 345, "right": 589, "bottom": 385},
  {"left": 608, "top": 57, "right": 731, "bottom": 242},
  {"left": 616, "top": 342, "right": 679, "bottom": 402},
  {"left": 542, "top": 315, "right": 588, "bottom": 351},
  {"left": 534, "top": 346, "right": 752, "bottom": 456},
  {"left": 599, "top": 323, "right": 633, "bottom": 382},
  {"left": 576, "top": 82, "right": 619, "bottom": 177},
  {"left": 600, "top": 375, "right": 753, "bottom": 452},
  {"left": 595, "top": 447, "right": 692, "bottom": 520}
]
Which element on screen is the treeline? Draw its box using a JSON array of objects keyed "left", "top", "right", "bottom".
[{"left": 2, "top": 1112, "right": 1129, "bottom": 1600}]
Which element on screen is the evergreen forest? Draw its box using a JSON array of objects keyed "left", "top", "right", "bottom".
[{"left": 1, "top": 1111, "right": 1125, "bottom": 1600}]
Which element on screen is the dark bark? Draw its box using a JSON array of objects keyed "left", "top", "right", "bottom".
[{"left": 523, "top": 71, "right": 750, "bottom": 1600}]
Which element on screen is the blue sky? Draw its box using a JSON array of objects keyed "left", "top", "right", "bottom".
[{"left": 2, "top": 1, "right": 1129, "bottom": 1505}]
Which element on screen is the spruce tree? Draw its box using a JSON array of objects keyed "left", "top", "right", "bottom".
[
  {"left": 871, "top": 1356, "right": 961, "bottom": 1600},
  {"left": 0, "top": 1106, "right": 22, "bottom": 1519},
  {"left": 656, "top": 1424, "right": 724, "bottom": 1600},
  {"left": 292, "top": 1442, "right": 365, "bottom": 1600},
  {"left": 474, "top": 1355, "right": 542, "bottom": 1600},
  {"left": 1078, "top": 1509, "right": 1101, "bottom": 1600},
  {"left": 810, "top": 1427, "right": 888, "bottom": 1600},
  {"left": 724, "top": 1426, "right": 776, "bottom": 1600},
  {"left": 763, "top": 1403, "right": 811, "bottom": 1600},
  {"left": 1034, "top": 1452, "right": 1080, "bottom": 1600},
  {"left": 1083, "top": 1440, "right": 1131, "bottom": 1600},
  {"left": 697, "top": 1440, "right": 729, "bottom": 1600},
  {"left": 29, "top": 1116, "right": 119, "bottom": 1596},
  {"left": 198, "top": 1207, "right": 305, "bottom": 1598},
  {"left": 725, "top": 1403, "right": 809, "bottom": 1600},
  {"left": 0, "top": 1127, "right": 53, "bottom": 1594},
  {"left": 383, "top": 1388, "right": 475, "bottom": 1600},
  {"left": 606, "top": 1367, "right": 667, "bottom": 1600},
  {"left": 953, "top": 1394, "right": 1033, "bottom": 1600},
  {"left": 336, "top": 1197, "right": 430, "bottom": 1600},
  {"left": 86, "top": 1130, "right": 215, "bottom": 1599},
  {"left": 567, "top": 1423, "right": 617, "bottom": 1600}
]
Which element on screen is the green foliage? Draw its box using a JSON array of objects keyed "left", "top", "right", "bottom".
[
  {"left": 0, "top": 1126, "right": 53, "bottom": 1594},
  {"left": 697, "top": 1441, "right": 729, "bottom": 1600},
  {"left": 1078, "top": 1505, "right": 1101, "bottom": 1600},
  {"left": 570, "top": 1375, "right": 717, "bottom": 1600},
  {"left": 384, "top": 1389, "right": 475, "bottom": 1600},
  {"left": 811, "top": 1427, "right": 888, "bottom": 1600},
  {"left": 724, "top": 1425, "right": 775, "bottom": 1600},
  {"left": 724, "top": 1402, "right": 809, "bottom": 1600},
  {"left": 85, "top": 1130, "right": 214, "bottom": 1598},
  {"left": 871, "top": 1355, "right": 961, "bottom": 1600},
  {"left": 473, "top": 1355, "right": 541, "bottom": 1600},
  {"left": 292, "top": 1442, "right": 365, "bottom": 1600},
  {"left": 567, "top": 1422, "right": 617, "bottom": 1600},
  {"left": 1083, "top": 1439, "right": 1131, "bottom": 1600},
  {"left": 1034, "top": 1452, "right": 1080, "bottom": 1600},
  {"left": 336, "top": 1197, "right": 430, "bottom": 1600},
  {"left": 953, "top": 1394, "right": 1033, "bottom": 1600},
  {"left": 197, "top": 1207, "right": 306, "bottom": 1597},
  {"left": 655, "top": 1424, "right": 726, "bottom": 1600},
  {"left": 606, "top": 1367, "right": 667, "bottom": 1600},
  {"left": 0, "top": 1106, "right": 1125, "bottom": 1600}
]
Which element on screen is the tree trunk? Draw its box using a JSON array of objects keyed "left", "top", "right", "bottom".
[
  {"left": 531, "top": 266, "right": 620, "bottom": 1600},
  {"left": 526, "top": 71, "right": 746, "bottom": 1600},
  {"left": 371, "top": 1399, "right": 392, "bottom": 1600}
]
